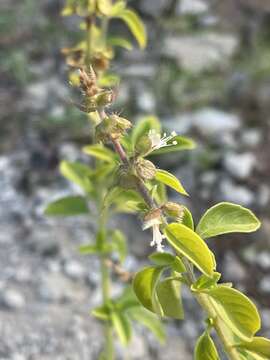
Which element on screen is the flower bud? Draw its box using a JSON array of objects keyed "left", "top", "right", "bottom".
[
  {"left": 135, "top": 158, "right": 156, "bottom": 180},
  {"left": 162, "top": 202, "right": 184, "bottom": 221},
  {"left": 96, "top": 115, "right": 132, "bottom": 143},
  {"left": 95, "top": 90, "right": 114, "bottom": 108}
]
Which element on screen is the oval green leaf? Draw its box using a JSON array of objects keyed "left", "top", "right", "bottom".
[
  {"left": 164, "top": 223, "right": 215, "bottom": 277},
  {"left": 133, "top": 266, "right": 164, "bottom": 313},
  {"left": 116, "top": 9, "right": 147, "bottom": 49},
  {"left": 60, "top": 161, "right": 93, "bottom": 192},
  {"left": 83, "top": 144, "right": 117, "bottom": 163},
  {"left": 235, "top": 337, "right": 270, "bottom": 360},
  {"left": 195, "top": 332, "right": 219, "bottom": 360},
  {"left": 205, "top": 286, "right": 261, "bottom": 341},
  {"left": 44, "top": 196, "right": 89, "bottom": 216},
  {"left": 196, "top": 202, "right": 261, "bottom": 239},
  {"left": 156, "top": 278, "right": 184, "bottom": 319},
  {"left": 155, "top": 170, "right": 188, "bottom": 196},
  {"left": 182, "top": 206, "right": 194, "bottom": 230}
]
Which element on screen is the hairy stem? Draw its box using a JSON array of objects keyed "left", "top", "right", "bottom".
[
  {"left": 98, "top": 213, "right": 115, "bottom": 360},
  {"left": 109, "top": 136, "right": 241, "bottom": 360}
]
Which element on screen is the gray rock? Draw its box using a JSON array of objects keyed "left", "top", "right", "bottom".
[
  {"left": 158, "top": 336, "right": 192, "bottom": 360},
  {"left": 259, "top": 276, "right": 270, "bottom": 294},
  {"left": 1, "top": 289, "right": 26, "bottom": 310},
  {"left": 256, "top": 252, "right": 270, "bottom": 270},
  {"left": 220, "top": 179, "right": 255, "bottom": 205},
  {"left": 139, "top": 0, "right": 168, "bottom": 17},
  {"left": 38, "top": 273, "right": 84, "bottom": 303},
  {"left": 64, "top": 260, "right": 86, "bottom": 280},
  {"left": 191, "top": 108, "right": 241, "bottom": 137},
  {"left": 137, "top": 89, "right": 156, "bottom": 112},
  {"left": 122, "top": 64, "right": 156, "bottom": 78},
  {"left": 164, "top": 33, "right": 238, "bottom": 73},
  {"left": 177, "top": 0, "right": 209, "bottom": 15},
  {"left": 25, "top": 78, "right": 68, "bottom": 111},
  {"left": 223, "top": 152, "right": 256, "bottom": 180},
  {"left": 257, "top": 185, "right": 270, "bottom": 207},
  {"left": 241, "top": 129, "right": 262, "bottom": 148},
  {"left": 223, "top": 252, "right": 246, "bottom": 282}
]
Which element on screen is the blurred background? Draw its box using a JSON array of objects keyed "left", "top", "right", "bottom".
[{"left": 0, "top": 0, "right": 270, "bottom": 359}]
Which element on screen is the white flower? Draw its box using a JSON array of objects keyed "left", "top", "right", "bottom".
[
  {"left": 142, "top": 209, "right": 165, "bottom": 252},
  {"left": 150, "top": 224, "right": 165, "bottom": 252},
  {"left": 148, "top": 129, "right": 178, "bottom": 151}
]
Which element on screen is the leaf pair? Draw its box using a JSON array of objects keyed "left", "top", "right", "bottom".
[{"left": 133, "top": 253, "right": 186, "bottom": 320}]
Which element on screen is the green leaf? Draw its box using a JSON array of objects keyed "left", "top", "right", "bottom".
[
  {"left": 79, "top": 244, "right": 99, "bottom": 255},
  {"left": 156, "top": 278, "right": 184, "bottom": 319},
  {"left": 151, "top": 135, "right": 196, "bottom": 155},
  {"left": 205, "top": 286, "right": 261, "bottom": 341},
  {"left": 83, "top": 144, "right": 117, "bottom": 163},
  {"left": 103, "top": 187, "right": 145, "bottom": 213},
  {"left": 155, "top": 170, "right": 188, "bottom": 196},
  {"left": 131, "top": 116, "right": 161, "bottom": 146},
  {"left": 44, "top": 195, "right": 89, "bottom": 216},
  {"left": 196, "top": 202, "right": 261, "bottom": 239},
  {"left": 191, "top": 272, "right": 221, "bottom": 292},
  {"left": 149, "top": 252, "right": 186, "bottom": 273},
  {"left": 164, "top": 223, "right": 216, "bottom": 277},
  {"left": 128, "top": 307, "right": 166, "bottom": 343},
  {"left": 108, "top": 37, "right": 133, "bottom": 50},
  {"left": 133, "top": 266, "right": 164, "bottom": 313},
  {"left": 60, "top": 161, "right": 93, "bottom": 192},
  {"left": 182, "top": 206, "right": 194, "bottom": 230},
  {"left": 110, "top": 0, "right": 126, "bottom": 16},
  {"left": 92, "top": 305, "right": 110, "bottom": 321},
  {"left": 97, "top": 0, "right": 113, "bottom": 16},
  {"left": 235, "top": 337, "right": 270, "bottom": 360},
  {"left": 195, "top": 332, "right": 219, "bottom": 360},
  {"left": 111, "top": 311, "right": 132, "bottom": 346},
  {"left": 116, "top": 9, "right": 147, "bottom": 49},
  {"left": 173, "top": 256, "right": 186, "bottom": 273},
  {"left": 149, "top": 252, "right": 175, "bottom": 266},
  {"left": 111, "top": 230, "right": 127, "bottom": 264}
]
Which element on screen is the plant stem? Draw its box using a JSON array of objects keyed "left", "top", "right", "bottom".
[
  {"left": 182, "top": 259, "right": 241, "bottom": 360},
  {"left": 98, "top": 212, "right": 115, "bottom": 360},
  {"left": 109, "top": 137, "right": 241, "bottom": 360}
]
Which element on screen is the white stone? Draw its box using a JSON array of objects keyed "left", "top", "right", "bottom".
[
  {"left": 64, "top": 260, "right": 86, "bottom": 280},
  {"left": 256, "top": 252, "right": 270, "bottom": 270},
  {"left": 241, "top": 129, "right": 261, "bottom": 147},
  {"left": 137, "top": 90, "right": 156, "bottom": 112},
  {"left": 260, "top": 276, "right": 270, "bottom": 294},
  {"left": 223, "top": 252, "right": 246, "bottom": 282},
  {"left": 220, "top": 179, "right": 254, "bottom": 205},
  {"left": 224, "top": 152, "right": 256, "bottom": 179},
  {"left": 139, "top": 0, "right": 168, "bottom": 17},
  {"left": 2, "top": 289, "right": 26, "bottom": 309},
  {"left": 164, "top": 33, "right": 238, "bottom": 73},
  {"left": 192, "top": 108, "right": 241, "bottom": 136},
  {"left": 177, "top": 0, "right": 208, "bottom": 15}
]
